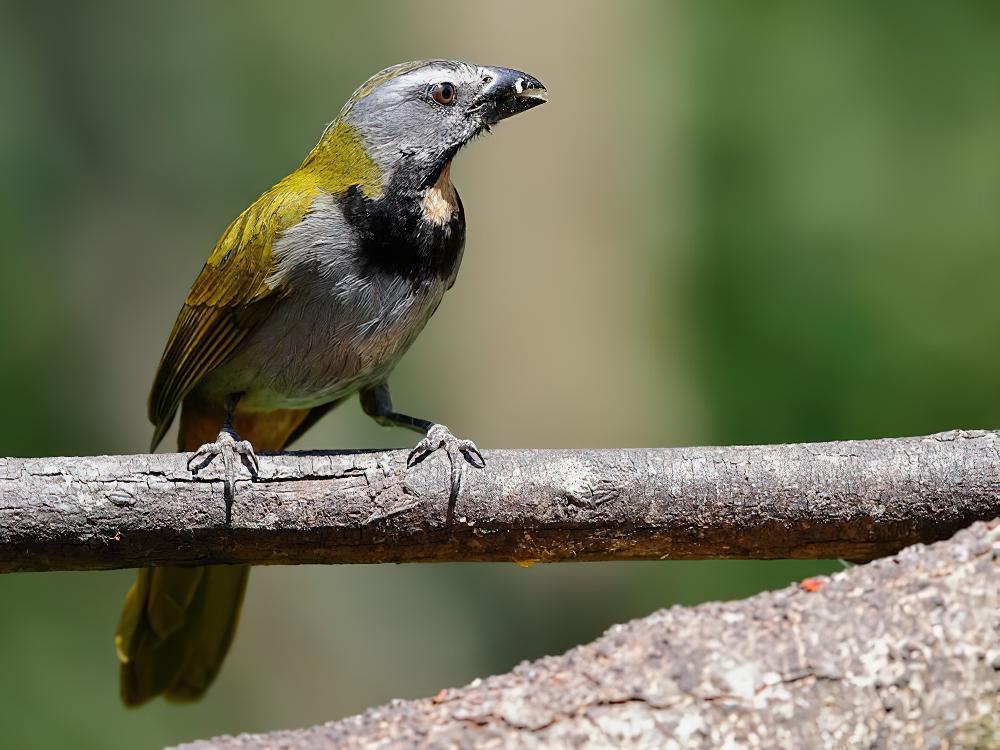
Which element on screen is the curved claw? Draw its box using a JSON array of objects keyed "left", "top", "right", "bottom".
[
  {"left": 454, "top": 438, "right": 485, "bottom": 468},
  {"left": 188, "top": 443, "right": 224, "bottom": 474},
  {"left": 235, "top": 440, "right": 260, "bottom": 474}
]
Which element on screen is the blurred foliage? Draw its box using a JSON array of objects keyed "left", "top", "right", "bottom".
[
  {"left": 690, "top": 0, "right": 1000, "bottom": 443},
  {"left": 1, "top": 1, "right": 997, "bottom": 748}
]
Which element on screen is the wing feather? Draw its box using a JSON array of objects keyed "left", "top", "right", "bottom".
[{"left": 147, "top": 181, "right": 319, "bottom": 449}]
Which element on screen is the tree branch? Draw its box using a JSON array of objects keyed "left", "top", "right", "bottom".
[
  {"left": 2, "top": 430, "right": 998, "bottom": 572},
  {"left": 175, "top": 520, "right": 1000, "bottom": 750}
]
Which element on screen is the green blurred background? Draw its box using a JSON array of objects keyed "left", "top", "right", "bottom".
[{"left": 2, "top": 1, "right": 999, "bottom": 747}]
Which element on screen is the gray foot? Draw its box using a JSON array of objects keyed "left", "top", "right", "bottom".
[
  {"left": 408, "top": 423, "right": 485, "bottom": 469},
  {"left": 407, "top": 424, "right": 484, "bottom": 515},
  {"left": 188, "top": 426, "right": 259, "bottom": 504}
]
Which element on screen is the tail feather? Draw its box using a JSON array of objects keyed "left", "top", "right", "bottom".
[
  {"left": 116, "top": 397, "right": 322, "bottom": 706},
  {"left": 118, "top": 567, "right": 240, "bottom": 706},
  {"left": 147, "top": 565, "right": 205, "bottom": 638},
  {"left": 162, "top": 566, "right": 250, "bottom": 703}
]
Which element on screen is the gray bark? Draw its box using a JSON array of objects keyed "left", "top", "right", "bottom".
[
  {"left": 175, "top": 519, "right": 1000, "bottom": 750},
  {"left": 2, "top": 429, "right": 999, "bottom": 572}
]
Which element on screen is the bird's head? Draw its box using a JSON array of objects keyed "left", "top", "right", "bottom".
[{"left": 337, "top": 59, "right": 547, "bottom": 190}]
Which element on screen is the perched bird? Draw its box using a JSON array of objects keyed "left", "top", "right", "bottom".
[{"left": 114, "top": 59, "right": 546, "bottom": 706}]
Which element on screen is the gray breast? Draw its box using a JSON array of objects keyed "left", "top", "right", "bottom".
[{"left": 201, "top": 192, "right": 450, "bottom": 411}]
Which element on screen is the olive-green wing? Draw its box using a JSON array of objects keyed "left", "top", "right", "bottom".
[{"left": 147, "top": 185, "right": 314, "bottom": 450}]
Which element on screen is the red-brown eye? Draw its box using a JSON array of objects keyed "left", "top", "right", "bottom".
[{"left": 431, "top": 82, "right": 457, "bottom": 105}]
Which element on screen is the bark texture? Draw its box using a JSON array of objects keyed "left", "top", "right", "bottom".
[
  {"left": 2, "top": 430, "right": 1000, "bottom": 572},
  {"left": 175, "top": 520, "right": 1000, "bottom": 750}
]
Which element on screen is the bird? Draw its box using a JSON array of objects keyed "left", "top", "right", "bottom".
[{"left": 113, "top": 59, "right": 547, "bottom": 706}]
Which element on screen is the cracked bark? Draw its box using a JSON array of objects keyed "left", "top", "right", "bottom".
[
  {"left": 175, "top": 520, "right": 1000, "bottom": 749},
  {"left": 2, "top": 430, "right": 1000, "bottom": 572}
]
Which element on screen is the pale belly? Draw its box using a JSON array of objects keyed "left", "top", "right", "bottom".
[{"left": 195, "top": 275, "right": 447, "bottom": 411}]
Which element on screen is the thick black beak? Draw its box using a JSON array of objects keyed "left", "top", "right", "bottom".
[{"left": 476, "top": 66, "right": 547, "bottom": 125}]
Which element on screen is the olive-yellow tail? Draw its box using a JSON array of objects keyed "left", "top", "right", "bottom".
[{"left": 114, "top": 398, "right": 311, "bottom": 706}]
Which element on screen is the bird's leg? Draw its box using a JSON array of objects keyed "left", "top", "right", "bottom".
[
  {"left": 187, "top": 393, "right": 259, "bottom": 509},
  {"left": 360, "top": 383, "right": 484, "bottom": 512}
]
